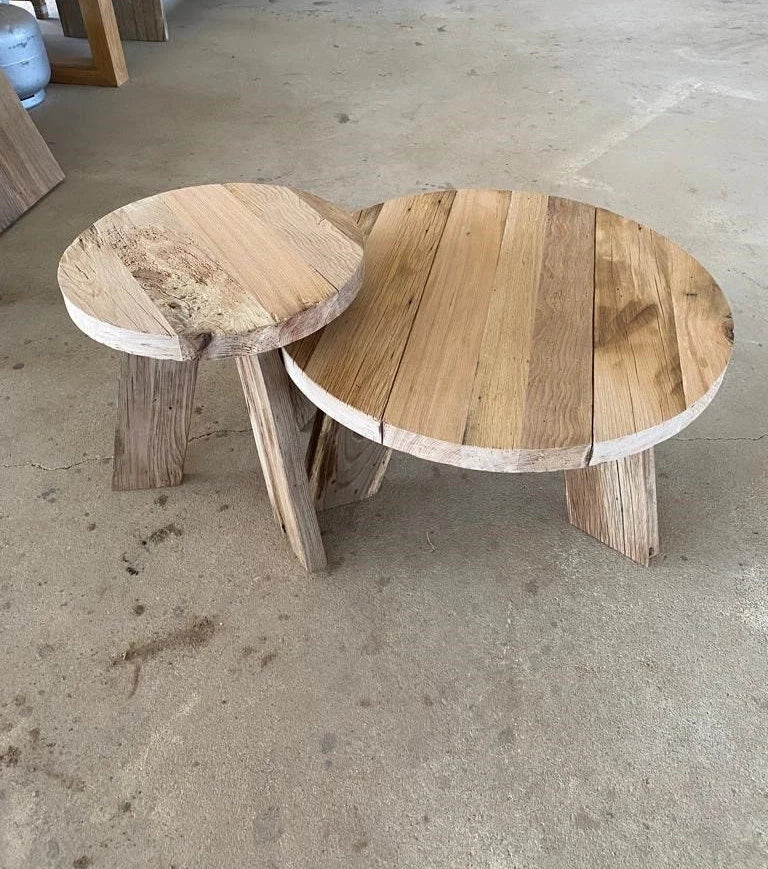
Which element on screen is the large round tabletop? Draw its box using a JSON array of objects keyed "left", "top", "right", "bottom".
[{"left": 284, "top": 189, "right": 733, "bottom": 471}]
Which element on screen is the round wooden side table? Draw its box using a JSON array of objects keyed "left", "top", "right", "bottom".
[
  {"left": 58, "top": 183, "right": 364, "bottom": 571},
  {"left": 285, "top": 189, "right": 733, "bottom": 565}
]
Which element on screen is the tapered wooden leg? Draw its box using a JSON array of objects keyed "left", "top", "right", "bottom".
[
  {"left": 306, "top": 413, "right": 392, "bottom": 511},
  {"left": 112, "top": 354, "right": 198, "bottom": 491},
  {"left": 564, "top": 448, "right": 659, "bottom": 566},
  {"left": 288, "top": 380, "right": 316, "bottom": 431},
  {"left": 236, "top": 352, "right": 326, "bottom": 572}
]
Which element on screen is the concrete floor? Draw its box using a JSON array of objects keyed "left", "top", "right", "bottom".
[{"left": 1, "top": 0, "right": 767, "bottom": 865}]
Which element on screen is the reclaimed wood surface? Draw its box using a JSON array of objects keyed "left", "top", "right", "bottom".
[
  {"left": 590, "top": 210, "right": 733, "bottom": 462},
  {"left": 58, "top": 184, "right": 364, "bottom": 360},
  {"left": 288, "top": 380, "right": 317, "bottom": 431},
  {"left": 0, "top": 70, "right": 63, "bottom": 234},
  {"left": 237, "top": 351, "right": 326, "bottom": 572},
  {"left": 306, "top": 413, "right": 392, "bottom": 510},
  {"left": 112, "top": 354, "right": 198, "bottom": 490},
  {"left": 565, "top": 448, "right": 659, "bottom": 565},
  {"left": 285, "top": 189, "right": 733, "bottom": 471}
]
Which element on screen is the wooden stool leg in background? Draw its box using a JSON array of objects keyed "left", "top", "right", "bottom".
[
  {"left": 31, "top": 0, "right": 56, "bottom": 19},
  {"left": 112, "top": 354, "right": 198, "bottom": 491},
  {"left": 306, "top": 413, "right": 392, "bottom": 511},
  {"left": 288, "top": 380, "right": 316, "bottom": 431},
  {"left": 564, "top": 448, "right": 659, "bottom": 566},
  {"left": 236, "top": 351, "right": 326, "bottom": 572}
]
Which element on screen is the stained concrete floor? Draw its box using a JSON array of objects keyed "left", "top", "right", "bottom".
[{"left": 1, "top": 0, "right": 767, "bottom": 866}]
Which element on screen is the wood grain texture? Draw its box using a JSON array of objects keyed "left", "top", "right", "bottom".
[
  {"left": 112, "top": 354, "right": 198, "bottom": 490},
  {"left": 295, "top": 191, "right": 365, "bottom": 243},
  {"left": 462, "top": 194, "right": 594, "bottom": 467},
  {"left": 58, "top": 184, "right": 364, "bottom": 360},
  {"left": 384, "top": 189, "right": 511, "bottom": 447},
  {"left": 290, "top": 191, "right": 454, "bottom": 441},
  {"left": 51, "top": 0, "right": 128, "bottom": 87},
  {"left": 285, "top": 189, "right": 732, "bottom": 471},
  {"left": 591, "top": 211, "right": 733, "bottom": 461},
  {"left": 56, "top": 0, "right": 85, "bottom": 31},
  {"left": 565, "top": 447, "right": 659, "bottom": 566},
  {"left": 289, "top": 380, "right": 317, "bottom": 431},
  {"left": 58, "top": 0, "right": 167, "bottom": 41},
  {"left": 306, "top": 413, "right": 392, "bottom": 510},
  {"left": 0, "top": 70, "right": 63, "bottom": 234},
  {"left": 516, "top": 197, "right": 594, "bottom": 456},
  {"left": 237, "top": 351, "right": 326, "bottom": 572},
  {"left": 463, "top": 192, "right": 548, "bottom": 451}
]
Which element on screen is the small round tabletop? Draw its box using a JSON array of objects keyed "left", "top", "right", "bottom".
[
  {"left": 57, "top": 184, "right": 364, "bottom": 360},
  {"left": 284, "top": 189, "right": 733, "bottom": 471}
]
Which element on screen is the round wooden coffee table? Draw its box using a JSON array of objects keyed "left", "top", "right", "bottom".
[
  {"left": 285, "top": 189, "right": 733, "bottom": 565},
  {"left": 58, "top": 183, "right": 364, "bottom": 571}
]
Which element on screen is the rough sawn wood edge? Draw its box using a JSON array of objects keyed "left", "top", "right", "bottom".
[
  {"left": 59, "top": 250, "right": 363, "bottom": 360},
  {"left": 589, "top": 369, "right": 727, "bottom": 465},
  {"left": 286, "top": 344, "right": 730, "bottom": 471}
]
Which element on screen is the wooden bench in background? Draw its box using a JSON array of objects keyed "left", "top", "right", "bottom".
[
  {"left": 57, "top": 0, "right": 167, "bottom": 41},
  {"left": 49, "top": 0, "right": 128, "bottom": 86}
]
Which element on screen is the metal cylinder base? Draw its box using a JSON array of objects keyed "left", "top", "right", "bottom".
[{"left": 21, "top": 88, "right": 46, "bottom": 109}]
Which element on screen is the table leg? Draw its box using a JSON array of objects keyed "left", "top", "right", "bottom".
[
  {"left": 564, "top": 448, "right": 659, "bottom": 566},
  {"left": 51, "top": 0, "right": 129, "bottom": 87},
  {"left": 31, "top": 0, "right": 56, "bottom": 19},
  {"left": 306, "top": 413, "right": 392, "bottom": 510},
  {"left": 58, "top": 0, "right": 168, "bottom": 40},
  {"left": 112, "top": 354, "right": 198, "bottom": 491},
  {"left": 236, "top": 352, "right": 326, "bottom": 572},
  {"left": 288, "top": 380, "right": 316, "bottom": 431}
]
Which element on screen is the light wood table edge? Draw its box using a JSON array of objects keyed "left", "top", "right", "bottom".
[
  {"left": 60, "top": 260, "right": 363, "bottom": 361},
  {"left": 285, "top": 355, "right": 730, "bottom": 473},
  {"left": 381, "top": 425, "right": 591, "bottom": 472},
  {"left": 283, "top": 348, "right": 382, "bottom": 443},
  {"left": 284, "top": 343, "right": 593, "bottom": 472},
  {"left": 62, "top": 296, "right": 189, "bottom": 360},
  {"left": 589, "top": 369, "right": 727, "bottom": 465}
]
